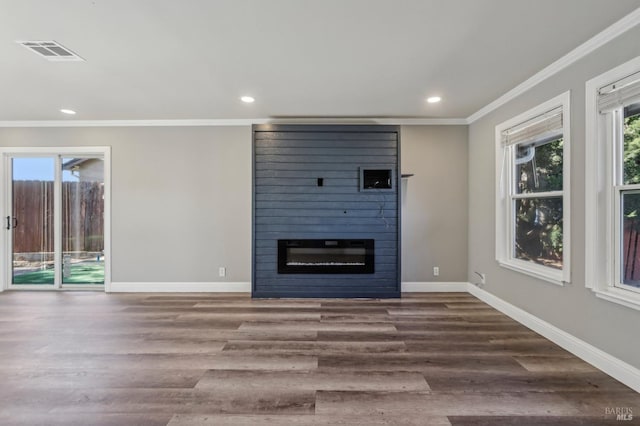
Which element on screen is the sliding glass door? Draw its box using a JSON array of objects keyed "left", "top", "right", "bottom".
[
  {"left": 61, "top": 157, "right": 105, "bottom": 284},
  {"left": 11, "top": 157, "right": 56, "bottom": 285},
  {"left": 3, "top": 149, "right": 109, "bottom": 290}
]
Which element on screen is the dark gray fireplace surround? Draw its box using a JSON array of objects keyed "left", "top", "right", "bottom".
[{"left": 252, "top": 124, "right": 400, "bottom": 298}]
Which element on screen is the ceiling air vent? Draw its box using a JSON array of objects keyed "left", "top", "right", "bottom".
[{"left": 16, "top": 40, "right": 84, "bottom": 61}]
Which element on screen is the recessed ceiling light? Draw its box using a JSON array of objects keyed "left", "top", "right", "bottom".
[
  {"left": 240, "top": 96, "right": 255, "bottom": 103},
  {"left": 427, "top": 96, "right": 442, "bottom": 104},
  {"left": 60, "top": 109, "right": 76, "bottom": 115}
]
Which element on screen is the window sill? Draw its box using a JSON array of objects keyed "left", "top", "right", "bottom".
[
  {"left": 593, "top": 287, "right": 640, "bottom": 311},
  {"left": 498, "top": 259, "right": 566, "bottom": 286}
]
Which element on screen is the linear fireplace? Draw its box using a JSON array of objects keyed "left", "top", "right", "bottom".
[{"left": 278, "top": 239, "right": 374, "bottom": 274}]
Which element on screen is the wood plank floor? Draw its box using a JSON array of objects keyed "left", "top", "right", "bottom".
[{"left": 0, "top": 292, "right": 637, "bottom": 425}]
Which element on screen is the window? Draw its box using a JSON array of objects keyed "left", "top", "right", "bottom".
[
  {"left": 496, "top": 92, "right": 570, "bottom": 285},
  {"left": 586, "top": 56, "right": 640, "bottom": 310}
]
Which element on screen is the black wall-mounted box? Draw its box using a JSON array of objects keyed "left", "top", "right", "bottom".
[{"left": 360, "top": 168, "right": 394, "bottom": 191}]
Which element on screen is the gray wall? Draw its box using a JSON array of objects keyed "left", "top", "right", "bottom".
[
  {"left": 0, "top": 126, "right": 252, "bottom": 283},
  {"left": 0, "top": 124, "right": 466, "bottom": 286},
  {"left": 401, "top": 125, "right": 468, "bottom": 282},
  {"left": 468, "top": 25, "right": 640, "bottom": 369}
]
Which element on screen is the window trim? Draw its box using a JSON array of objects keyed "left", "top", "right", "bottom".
[
  {"left": 495, "top": 91, "right": 571, "bottom": 286},
  {"left": 585, "top": 56, "right": 640, "bottom": 311}
]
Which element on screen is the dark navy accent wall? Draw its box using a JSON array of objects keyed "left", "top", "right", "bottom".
[{"left": 252, "top": 124, "right": 401, "bottom": 298}]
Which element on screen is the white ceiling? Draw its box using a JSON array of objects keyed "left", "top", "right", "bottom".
[{"left": 1, "top": 0, "right": 639, "bottom": 122}]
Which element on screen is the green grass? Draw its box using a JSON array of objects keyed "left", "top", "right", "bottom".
[{"left": 13, "top": 262, "right": 104, "bottom": 285}]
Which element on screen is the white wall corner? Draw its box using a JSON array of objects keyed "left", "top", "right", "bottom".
[
  {"left": 467, "top": 283, "right": 640, "bottom": 393},
  {"left": 401, "top": 282, "right": 469, "bottom": 292},
  {"left": 109, "top": 282, "right": 251, "bottom": 293}
]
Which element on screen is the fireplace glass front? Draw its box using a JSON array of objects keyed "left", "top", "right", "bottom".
[{"left": 278, "top": 239, "right": 374, "bottom": 274}]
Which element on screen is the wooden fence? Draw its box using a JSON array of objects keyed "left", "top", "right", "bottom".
[
  {"left": 12, "top": 181, "right": 104, "bottom": 253},
  {"left": 624, "top": 220, "right": 640, "bottom": 283}
]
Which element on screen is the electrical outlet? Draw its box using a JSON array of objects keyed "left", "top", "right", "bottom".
[
  {"left": 433, "top": 266, "right": 439, "bottom": 276},
  {"left": 218, "top": 267, "right": 226, "bottom": 277}
]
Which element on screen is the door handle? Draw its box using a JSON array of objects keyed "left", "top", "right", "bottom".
[{"left": 6, "top": 216, "right": 17, "bottom": 230}]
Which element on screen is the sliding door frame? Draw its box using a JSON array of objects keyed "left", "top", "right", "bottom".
[{"left": 0, "top": 146, "right": 111, "bottom": 292}]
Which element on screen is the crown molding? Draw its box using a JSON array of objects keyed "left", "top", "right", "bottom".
[
  {"left": 0, "top": 117, "right": 467, "bottom": 128},
  {"left": 370, "top": 118, "right": 467, "bottom": 125},
  {"left": 466, "top": 7, "right": 640, "bottom": 124},
  {"left": 0, "top": 119, "right": 269, "bottom": 128}
]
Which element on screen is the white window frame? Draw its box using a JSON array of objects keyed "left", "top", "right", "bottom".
[
  {"left": 495, "top": 91, "right": 571, "bottom": 286},
  {"left": 0, "top": 146, "right": 111, "bottom": 292},
  {"left": 585, "top": 56, "right": 640, "bottom": 311}
]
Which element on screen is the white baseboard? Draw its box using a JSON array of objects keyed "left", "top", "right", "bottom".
[
  {"left": 467, "top": 283, "right": 640, "bottom": 393},
  {"left": 109, "top": 281, "right": 467, "bottom": 293},
  {"left": 402, "top": 282, "right": 468, "bottom": 292},
  {"left": 109, "top": 282, "right": 251, "bottom": 293}
]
